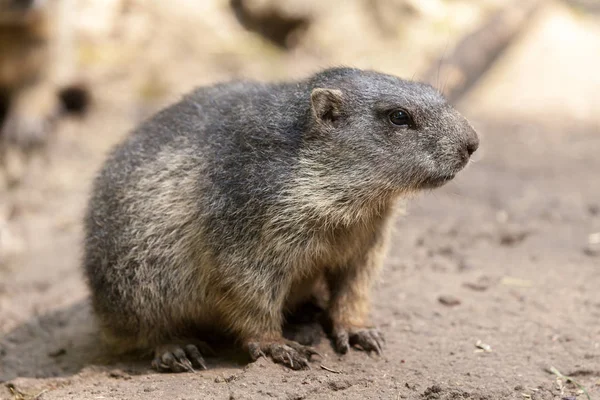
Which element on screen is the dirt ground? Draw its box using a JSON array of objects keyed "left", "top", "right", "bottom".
[{"left": 1, "top": 1, "right": 599, "bottom": 399}]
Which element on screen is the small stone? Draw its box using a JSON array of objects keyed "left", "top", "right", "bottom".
[
  {"left": 438, "top": 295, "right": 461, "bottom": 307},
  {"left": 583, "top": 244, "right": 599, "bottom": 257},
  {"left": 499, "top": 229, "right": 530, "bottom": 246},
  {"left": 475, "top": 340, "right": 492, "bottom": 352},
  {"left": 462, "top": 282, "right": 489, "bottom": 292}
]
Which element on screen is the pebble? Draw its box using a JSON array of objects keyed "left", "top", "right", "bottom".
[{"left": 438, "top": 295, "right": 461, "bottom": 307}]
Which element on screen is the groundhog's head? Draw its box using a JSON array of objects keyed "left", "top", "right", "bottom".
[{"left": 308, "top": 68, "right": 479, "bottom": 192}]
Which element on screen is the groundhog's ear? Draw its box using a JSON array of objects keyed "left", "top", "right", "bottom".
[{"left": 310, "top": 88, "right": 343, "bottom": 124}]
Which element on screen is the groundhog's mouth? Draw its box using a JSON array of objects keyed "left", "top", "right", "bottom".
[{"left": 421, "top": 173, "right": 456, "bottom": 189}]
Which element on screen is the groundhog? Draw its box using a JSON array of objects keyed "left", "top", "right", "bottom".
[{"left": 83, "top": 67, "right": 479, "bottom": 372}]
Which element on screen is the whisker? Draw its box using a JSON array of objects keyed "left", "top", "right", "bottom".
[
  {"left": 436, "top": 34, "right": 452, "bottom": 93},
  {"left": 439, "top": 35, "right": 452, "bottom": 95}
]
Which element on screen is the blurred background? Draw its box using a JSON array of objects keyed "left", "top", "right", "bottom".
[{"left": 0, "top": 0, "right": 599, "bottom": 399}]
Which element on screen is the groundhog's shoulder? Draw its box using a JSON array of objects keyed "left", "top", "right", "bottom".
[{"left": 125, "top": 79, "right": 306, "bottom": 152}]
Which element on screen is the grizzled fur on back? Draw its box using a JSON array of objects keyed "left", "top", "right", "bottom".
[{"left": 83, "top": 67, "right": 478, "bottom": 354}]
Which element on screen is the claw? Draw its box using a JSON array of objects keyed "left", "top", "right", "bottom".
[
  {"left": 248, "top": 342, "right": 266, "bottom": 361},
  {"left": 285, "top": 340, "right": 322, "bottom": 360},
  {"left": 152, "top": 343, "right": 209, "bottom": 373},
  {"left": 161, "top": 351, "right": 189, "bottom": 373},
  {"left": 304, "top": 347, "right": 322, "bottom": 359},
  {"left": 349, "top": 328, "right": 384, "bottom": 355},
  {"left": 332, "top": 327, "right": 385, "bottom": 355},
  {"left": 184, "top": 344, "right": 208, "bottom": 370},
  {"left": 333, "top": 329, "right": 350, "bottom": 354},
  {"left": 246, "top": 340, "right": 313, "bottom": 370}
]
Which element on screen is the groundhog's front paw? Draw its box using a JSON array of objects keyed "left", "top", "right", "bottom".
[
  {"left": 247, "top": 339, "right": 320, "bottom": 370},
  {"left": 332, "top": 326, "right": 385, "bottom": 355},
  {"left": 152, "top": 343, "right": 209, "bottom": 373}
]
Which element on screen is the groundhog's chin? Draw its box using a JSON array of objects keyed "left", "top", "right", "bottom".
[{"left": 419, "top": 173, "right": 457, "bottom": 189}]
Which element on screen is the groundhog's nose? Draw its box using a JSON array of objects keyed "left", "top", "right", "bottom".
[
  {"left": 459, "top": 129, "right": 479, "bottom": 164},
  {"left": 463, "top": 123, "right": 479, "bottom": 158},
  {"left": 466, "top": 138, "right": 479, "bottom": 156}
]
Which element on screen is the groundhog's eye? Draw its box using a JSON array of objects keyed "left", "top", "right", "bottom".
[{"left": 388, "top": 110, "right": 412, "bottom": 127}]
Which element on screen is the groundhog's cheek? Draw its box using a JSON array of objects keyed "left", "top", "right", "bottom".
[
  {"left": 394, "top": 153, "right": 437, "bottom": 187},
  {"left": 430, "top": 137, "right": 467, "bottom": 169}
]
